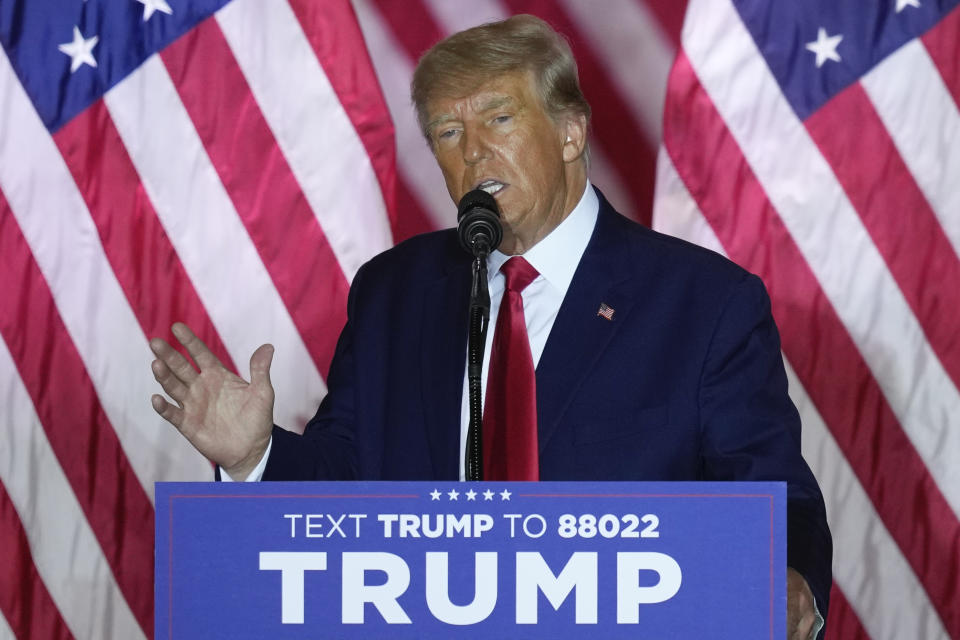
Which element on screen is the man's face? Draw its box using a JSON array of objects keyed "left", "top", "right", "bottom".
[{"left": 425, "top": 71, "right": 585, "bottom": 254}]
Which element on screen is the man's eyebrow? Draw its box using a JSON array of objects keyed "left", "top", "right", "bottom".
[
  {"left": 426, "top": 114, "right": 456, "bottom": 134},
  {"left": 426, "top": 95, "right": 518, "bottom": 135},
  {"left": 477, "top": 95, "right": 515, "bottom": 112}
]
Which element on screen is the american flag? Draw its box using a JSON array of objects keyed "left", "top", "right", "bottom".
[
  {"left": 657, "top": 0, "right": 960, "bottom": 637},
  {"left": 0, "top": 0, "right": 955, "bottom": 638}
]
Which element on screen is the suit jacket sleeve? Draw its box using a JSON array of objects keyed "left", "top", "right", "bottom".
[
  {"left": 699, "top": 272, "right": 832, "bottom": 622},
  {"left": 261, "top": 264, "right": 367, "bottom": 481}
]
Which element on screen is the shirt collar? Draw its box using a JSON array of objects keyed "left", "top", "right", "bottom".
[{"left": 488, "top": 180, "right": 599, "bottom": 294}]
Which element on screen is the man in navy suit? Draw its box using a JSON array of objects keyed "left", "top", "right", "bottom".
[{"left": 149, "top": 15, "right": 830, "bottom": 638}]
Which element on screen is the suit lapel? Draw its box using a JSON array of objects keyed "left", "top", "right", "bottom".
[
  {"left": 535, "top": 197, "right": 641, "bottom": 453},
  {"left": 420, "top": 258, "right": 471, "bottom": 480}
]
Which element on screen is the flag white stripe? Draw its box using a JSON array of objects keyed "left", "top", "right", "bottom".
[
  {"left": 654, "top": 149, "right": 948, "bottom": 639},
  {"left": 0, "top": 339, "right": 144, "bottom": 640},
  {"left": 216, "top": 0, "right": 393, "bottom": 278},
  {"left": 0, "top": 609, "right": 13, "bottom": 640},
  {"left": 352, "top": 0, "right": 454, "bottom": 229},
  {"left": 791, "top": 357, "right": 950, "bottom": 640},
  {"left": 0, "top": 48, "right": 210, "bottom": 498},
  {"left": 423, "top": 0, "right": 509, "bottom": 37},
  {"left": 581, "top": 144, "right": 638, "bottom": 219},
  {"left": 682, "top": 0, "right": 960, "bottom": 519},
  {"left": 652, "top": 146, "right": 720, "bottom": 248},
  {"left": 104, "top": 56, "right": 325, "bottom": 433},
  {"left": 862, "top": 38, "right": 960, "bottom": 260},
  {"left": 558, "top": 0, "right": 674, "bottom": 147}
]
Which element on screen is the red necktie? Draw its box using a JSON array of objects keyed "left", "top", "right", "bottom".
[{"left": 484, "top": 256, "right": 540, "bottom": 480}]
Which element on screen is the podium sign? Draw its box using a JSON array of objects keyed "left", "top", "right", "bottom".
[{"left": 155, "top": 481, "right": 785, "bottom": 638}]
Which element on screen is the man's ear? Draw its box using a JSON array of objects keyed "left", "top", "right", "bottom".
[{"left": 561, "top": 114, "right": 588, "bottom": 163}]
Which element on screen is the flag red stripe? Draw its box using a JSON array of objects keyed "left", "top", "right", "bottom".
[
  {"left": 634, "top": 0, "right": 686, "bottom": 45},
  {"left": 806, "top": 82, "right": 960, "bottom": 390},
  {"left": 288, "top": 0, "right": 405, "bottom": 241},
  {"left": 359, "top": 0, "right": 472, "bottom": 238},
  {"left": 0, "top": 481, "right": 74, "bottom": 640},
  {"left": 824, "top": 582, "right": 871, "bottom": 640},
  {"left": 922, "top": 4, "right": 960, "bottom": 111},
  {"left": 663, "top": 51, "right": 960, "bottom": 637},
  {"left": 53, "top": 100, "right": 238, "bottom": 373},
  {"left": 393, "top": 176, "right": 442, "bottom": 241},
  {"left": 0, "top": 192, "right": 154, "bottom": 636},
  {"left": 504, "top": 0, "right": 658, "bottom": 226},
  {"left": 161, "top": 17, "right": 349, "bottom": 377},
  {"left": 368, "top": 0, "right": 445, "bottom": 63}
]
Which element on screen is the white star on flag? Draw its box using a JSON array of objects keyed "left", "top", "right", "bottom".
[
  {"left": 805, "top": 27, "right": 843, "bottom": 68},
  {"left": 896, "top": 0, "right": 921, "bottom": 12},
  {"left": 136, "top": 0, "right": 173, "bottom": 21},
  {"left": 58, "top": 26, "right": 99, "bottom": 73},
  {"left": 483, "top": 490, "right": 495, "bottom": 501},
  {"left": 447, "top": 489, "right": 459, "bottom": 501},
  {"left": 465, "top": 489, "right": 477, "bottom": 501},
  {"left": 499, "top": 489, "right": 511, "bottom": 501},
  {"left": 430, "top": 489, "right": 441, "bottom": 501}
]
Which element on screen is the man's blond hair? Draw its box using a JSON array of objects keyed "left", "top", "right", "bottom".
[{"left": 411, "top": 14, "right": 591, "bottom": 139}]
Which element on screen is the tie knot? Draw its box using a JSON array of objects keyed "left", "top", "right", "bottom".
[{"left": 500, "top": 257, "right": 539, "bottom": 293}]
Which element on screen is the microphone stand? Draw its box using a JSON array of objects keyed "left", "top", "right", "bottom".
[
  {"left": 465, "top": 253, "right": 490, "bottom": 481},
  {"left": 456, "top": 188, "right": 501, "bottom": 482}
]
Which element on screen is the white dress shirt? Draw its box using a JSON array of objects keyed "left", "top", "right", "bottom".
[{"left": 458, "top": 181, "right": 598, "bottom": 479}]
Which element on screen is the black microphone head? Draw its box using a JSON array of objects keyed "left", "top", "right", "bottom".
[
  {"left": 457, "top": 189, "right": 498, "bottom": 222},
  {"left": 457, "top": 189, "right": 503, "bottom": 257}
]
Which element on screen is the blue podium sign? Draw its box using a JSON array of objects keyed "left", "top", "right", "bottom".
[{"left": 155, "top": 481, "right": 785, "bottom": 638}]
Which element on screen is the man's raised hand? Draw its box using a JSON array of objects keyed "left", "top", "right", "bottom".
[{"left": 150, "top": 323, "right": 274, "bottom": 480}]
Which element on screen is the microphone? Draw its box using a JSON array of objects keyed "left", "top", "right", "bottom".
[
  {"left": 459, "top": 188, "right": 501, "bottom": 480},
  {"left": 457, "top": 189, "right": 503, "bottom": 257}
]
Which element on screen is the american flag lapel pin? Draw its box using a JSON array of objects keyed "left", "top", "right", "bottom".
[{"left": 597, "top": 302, "right": 615, "bottom": 321}]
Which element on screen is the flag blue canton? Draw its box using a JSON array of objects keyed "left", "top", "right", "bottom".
[
  {"left": 0, "top": 0, "right": 231, "bottom": 132},
  {"left": 732, "top": 0, "right": 960, "bottom": 120}
]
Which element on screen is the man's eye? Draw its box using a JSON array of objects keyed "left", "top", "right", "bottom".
[
  {"left": 437, "top": 129, "right": 458, "bottom": 140},
  {"left": 493, "top": 115, "right": 512, "bottom": 124}
]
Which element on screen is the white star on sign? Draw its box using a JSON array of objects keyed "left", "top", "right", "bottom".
[
  {"left": 430, "top": 489, "right": 441, "bottom": 501},
  {"left": 465, "top": 489, "right": 477, "bottom": 501},
  {"left": 499, "top": 489, "right": 511, "bottom": 501},
  {"left": 58, "top": 26, "right": 99, "bottom": 73},
  {"left": 136, "top": 0, "right": 173, "bottom": 21},
  {"left": 483, "top": 490, "right": 495, "bottom": 501},
  {"left": 805, "top": 27, "right": 843, "bottom": 68},
  {"left": 896, "top": 0, "right": 921, "bottom": 12},
  {"left": 447, "top": 489, "right": 459, "bottom": 501}
]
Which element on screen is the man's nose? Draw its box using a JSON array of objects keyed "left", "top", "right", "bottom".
[{"left": 462, "top": 126, "right": 490, "bottom": 164}]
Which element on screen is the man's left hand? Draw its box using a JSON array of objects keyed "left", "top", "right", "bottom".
[{"left": 787, "top": 567, "right": 819, "bottom": 639}]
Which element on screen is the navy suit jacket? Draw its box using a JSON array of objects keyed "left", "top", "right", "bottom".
[{"left": 264, "top": 188, "right": 832, "bottom": 616}]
